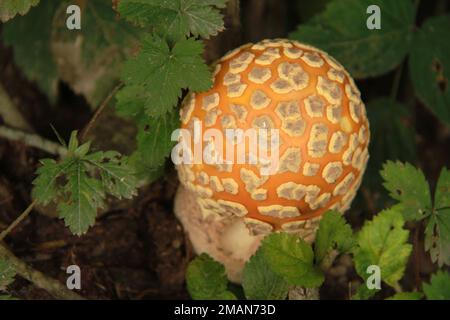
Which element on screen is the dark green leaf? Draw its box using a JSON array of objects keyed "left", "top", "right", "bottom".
[
  {"left": 423, "top": 271, "right": 450, "bottom": 300},
  {"left": 186, "top": 254, "right": 236, "bottom": 300},
  {"left": 364, "top": 99, "right": 416, "bottom": 203},
  {"left": 0, "top": 0, "right": 39, "bottom": 22},
  {"left": 354, "top": 208, "right": 412, "bottom": 288},
  {"left": 289, "top": 0, "right": 415, "bottom": 78},
  {"left": 380, "top": 161, "right": 432, "bottom": 221},
  {"left": 2, "top": 0, "right": 59, "bottom": 101},
  {"left": 119, "top": 35, "right": 211, "bottom": 117},
  {"left": 118, "top": 0, "right": 226, "bottom": 41},
  {"left": 51, "top": 0, "right": 139, "bottom": 106},
  {"left": 242, "top": 250, "right": 289, "bottom": 300},
  {"left": 409, "top": 15, "right": 450, "bottom": 126},
  {"left": 260, "top": 233, "right": 324, "bottom": 288},
  {"left": 315, "top": 210, "right": 355, "bottom": 265}
]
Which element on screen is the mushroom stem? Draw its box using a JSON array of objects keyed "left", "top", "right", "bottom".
[{"left": 174, "top": 185, "right": 263, "bottom": 283}]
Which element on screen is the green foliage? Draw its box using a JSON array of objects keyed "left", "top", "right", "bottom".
[
  {"left": 50, "top": 0, "right": 140, "bottom": 106},
  {"left": 425, "top": 168, "right": 450, "bottom": 267},
  {"left": 257, "top": 233, "right": 324, "bottom": 288},
  {"left": 32, "top": 131, "right": 138, "bottom": 235},
  {"left": 2, "top": 0, "right": 59, "bottom": 101},
  {"left": 0, "top": 259, "right": 16, "bottom": 290},
  {"left": 118, "top": 35, "right": 211, "bottom": 117},
  {"left": 382, "top": 163, "right": 450, "bottom": 266},
  {"left": 242, "top": 250, "right": 290, "bottom": 300},
  {"left": 289, "top": 0, "right": 414, "bottom": 78},
  {"left": 364, "top": 99, "right": 416, "bottom": 204},
  {"left": 380, "top": 161, "right": 431, "bottom": 220},
  {"left": 409, "top": 15, "right": 450, "bottom": 126},
  {"left": 118, "top": 0, "right": 226, "bottom": 41},
  {"left": 186, "top": 254, "right": 236, "bottom": 300},
  {"left": 353, "top": 209, "right": 412, "bottom": 289},
  {"left": 135, "top": 111, "right": 180, "bottom": 169},
  {"left": 0, "top": 0, "right": 39, "bottom": 22},
  {"left": 423, "top": 271, "right": 450, "bottom": 300},
  {"left": 314, "top": 210, "right": 354, "bottom": 266},
  {"left": 386, "top": 292, "right": 423, "bottom": 300}
]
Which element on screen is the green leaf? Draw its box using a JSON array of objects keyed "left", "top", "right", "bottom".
[
  {"left": 352, "top": 284, "right": 378, "bottom": 300},
  {"left": 260, "top": 233, "right": 324, "bottom": 288},
  {"left": 435, "top": 167, "right": 450, "bottom": 210},
  {"left": 386, "top": 292, "right": 423, "bottom": 300},
  {"left": 32, "top": 132, "right": 138, "bottom": 235},
  {"left": 353, "top": 208, "right": 412, "bottom": 289},
  {"left": 0, "top": 295, "right": 18, "bottom": 300},
  {"left": 409, "top": 15, "right": 450, "bottom": 127},
  {"left": 186, "top": 254, "right": 236, "bottom": 300},
  {"left": 364, "top": 99, "right": 416, "bottom": 200},
  {"left": 57, "top": 161, "right": 105, "bottom": 235},
  {"left": 118, "top": 0, "right": 226, "bottom": 41},
  {"left": 242, "top": 250, "right": 290, "bottom": 300},
  {"left": 119, "top": 35, "right": 211, "bottom": 117},
  {"left": 315, "top": 210, "right": 355, "bottom": 265},
  {"left": 424, "top": 168, "right": 450, "bottom": 267},
  {"left": 380, "top": 161, "right": 432, "bottom": 221},
  {"left": 0, "top": 0, "right": 39, "bottom": 22},
  {"left": 423, "top": 271, "right": 450, "bottom": 300},
  {"left": 289, "top": 0, "right": 415, "bottom": 78},
  {"left": 0, "top": 259, "right": 16, "bottom": 290},
  {"left": 50, "top": 0, "right": 140, "bottom": 107},
  {"left": 2, "top": 0, "right": 59, "bottom": 102},
  {"left": 135, "top": 112, "right": 180, "bottom": 169}
]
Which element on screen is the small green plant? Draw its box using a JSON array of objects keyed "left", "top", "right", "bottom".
[{"left": 186, "top": 162, "right": 450, "bottom": 300}]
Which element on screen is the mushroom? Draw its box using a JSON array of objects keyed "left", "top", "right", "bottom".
[{"left": 174, "top": 39, "right": 369, "bottom": 283}]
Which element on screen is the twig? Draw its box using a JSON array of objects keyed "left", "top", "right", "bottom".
[
  {"left": 79, "top": 82, "right": 123, "bottom": 143},
  {"left": 0, "top": 243, "right": 84, "bottom": 300},
  {"left": 0, "top": 125, "right": 67, "bottom": 157},
  {"left": 0, "top": 200, "right": 36, "bottom": 241}
]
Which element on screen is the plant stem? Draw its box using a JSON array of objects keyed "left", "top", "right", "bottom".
[
  {"left": 0, "top": 125, "right": 67, "bottom": 157},
  {"left": 0, "top": 243, "right": 84, "bottom": 300},
  {"left": 0, "top": 201, "right": 36, "bottom": 241},
  {"left": 390, "top": 61, "right": 404, "bottom": 101},
  {"left": 79, "top": 82, "right": 123, "bottom": 143}
]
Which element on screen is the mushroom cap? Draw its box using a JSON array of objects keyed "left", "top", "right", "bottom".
[{"left": 176, "top": 39, "right": 369, "bottom": 236}]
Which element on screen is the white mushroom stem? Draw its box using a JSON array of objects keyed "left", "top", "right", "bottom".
[{"left": 174, "top": 185, "right": 264, "bottom": 283}]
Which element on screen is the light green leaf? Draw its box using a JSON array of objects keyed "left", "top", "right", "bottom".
[
  {"left": 260, "top": 233, "right": 324, "bottom": 288},
  {"left": 118, "top": 0, "right": 226, "bottom": 41},
  {"left": 135, "top": 112, "right": 179, "bottom": 169},
  {"left": 0, "top": 0, "right": 39, "bottom": 22},
  {"left": 242, "top": 250, "right": 289, "bottom": 300},
  {"left": 352, "top": 284, "right": 378, "bottom": 300},
  {"left": 423, "top": 271, "right": 450, "bottom": 300},
  {"left": 354, "top": 208, "right": 412, "bottom": 288},
  {"left": 0, "top": 259, "right": 16, "bottom": 289},
  {"left": 315, "top": 210, "right": 355, "bottom": 265},
  {"left": 386, "top": 292, "right": 423, "bottom": 300},
  {"left": 119, "top": 35, "right": 211, "bottom": 117},
  {"left": 380, "top": 161, "right": 432, "bottom": 221},
  {"left": 186, "top": 254, "right": 236, "bottom": 300},
  {"left": 2, "top": 0, "right": 59, "bottom": 102},
  {"left": 289, "top": 0, "right": 415, "bottom": 78},
  {"left": 409, "top": 15, "right": 450, "bottom": 126}
]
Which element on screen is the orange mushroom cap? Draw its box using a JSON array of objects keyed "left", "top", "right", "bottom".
[{"left": 176, "top": 39, "right": 369, "bottom": 237}]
